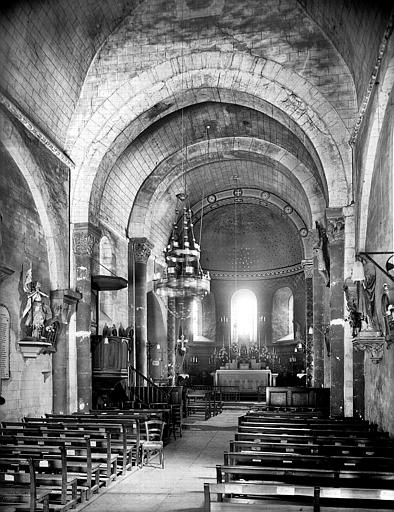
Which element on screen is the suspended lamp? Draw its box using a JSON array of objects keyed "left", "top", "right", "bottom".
[{"left": 153, "top": 195, "right": 210, "bottom": 299}]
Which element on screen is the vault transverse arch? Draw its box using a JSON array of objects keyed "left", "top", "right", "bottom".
[
  {"left": 126, "top": 137, "right": 326, "bottom": 243},
  {"left": 68, "top": 52, "right": 352, "bottom": 226}
]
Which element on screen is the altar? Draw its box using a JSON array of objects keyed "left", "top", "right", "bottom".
[{"left": 214, "top": 369, "right": 276, "bottom": 392}]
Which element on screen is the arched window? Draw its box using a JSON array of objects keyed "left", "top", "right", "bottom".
[
  {"left": 272, "top": 287, "right": 294, "bottom": 342},
  {"left": 231, "top": 289, "right": 257, "bottom": 346}
]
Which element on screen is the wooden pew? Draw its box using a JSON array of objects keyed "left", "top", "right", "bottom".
[
  {"left": 230, "top": 439, "right": 394, "bottom": 458},
  {"left": 24, "top": 415, "right": 141, "bottom": 465},
  {"left": 0, "top": 457, "right": 51, "bottom": 512},
  {"left": 224, "top": 450, "right": 394, "bottom": 472},
  {"left": 186, "top": 391, "right": 212, "bottom": 420},
  {"left": 237, "top": 423, "right": 389, "bottom": 440},
  {"left": 235, "top": 430, "right": 392, "bottom": 447},
  {"left": 238, "top": 415, "right": 377, "bottom": 431},
  {"left": 0, "top": 448, "right": 79, "bottom": 510},
  {"left": 204, "top": 481, "right": 394, "bottom": 512},
  {"left": 216, "top": 463, "right": 394, "bottom": 490},
  {"left": 0, "top": 434, "right": 100, "bottom": 502}
]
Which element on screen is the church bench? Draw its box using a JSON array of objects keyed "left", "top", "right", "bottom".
[
  {"left": 188, "top": 386, "right": 223, "bottom": 415},
  {"left": 20, "top": 420, "right": 138, "bottom": 473},
  {"left": 224, "top": 450, "right": 394, "bottom": 472},
  {"left": 0, "top": 450, "right": 79, "bottom": 510},
  {"left": 20, "top": 420, "right": 139, "bottom": 474},
  {"left": 235, "top": 430, "right": 392, "bottom": 447},
  {"left": 82, "top": 408, "right": 173, "bottom": 442},
  {"left": 238, "top": 416, "right": 378, "bottom": 432},
  {"left": 230, "top": 439, "right": 394, "bottom": 458},
  {"left": 0, "top": 457, "right": 51, "bottom": 512},
  {"left": 241, "top": 413, "right": 375, "bottom": 427},
  {"left": 186, "top": 391, "right": 212, "bottom": 420},
  {"left": 203, "top": 481, "right": 394, "bottom": 512},
  {"left": 216, "top": 463, "right": 394, "bottom": 490},
  {"left": 0, "top": 435, "right": 102, "bottom": 502},
  {"left": 237, "top": 423, "right": 390, "bottom": 440}
]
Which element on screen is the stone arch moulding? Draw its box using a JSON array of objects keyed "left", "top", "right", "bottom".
[
  {"left": 68, "top": 52, "right": 352, "bottom": 226},
  {"left": 357, "top": 50, "right": 394, "bottom": 251},
  {"left": 128, "top": 139, "right": 325, "bottom": 238},
  {"left": 0, "top": 112, "right": 61, "bottom": 288}
]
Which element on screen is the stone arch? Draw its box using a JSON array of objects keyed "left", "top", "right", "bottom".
[
  {"left": 358, "top": 45, "right": 394, "bottom": 251},
  {"left": 68, "top": 52, "right": 351, "bottom": 225},
  {"left": 0, "top": 112, "right": 61, "bottom": 288},
  {"left": 127, "top": 139, "right": 324, "bottom": 260}
]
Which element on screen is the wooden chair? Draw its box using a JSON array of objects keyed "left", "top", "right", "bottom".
[{"left": 140, "top": 420, "right": 165, "bottom": 469}]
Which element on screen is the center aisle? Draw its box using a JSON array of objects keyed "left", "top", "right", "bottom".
[{"left": 77, "top": 409, "right": 248, "bottom": 512}]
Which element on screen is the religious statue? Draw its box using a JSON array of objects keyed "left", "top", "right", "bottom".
[
  {"left": 343, "top": 277, "right": 363, "bottom": 337},
  {"left": 313, "top": 221, "right": 330, "bottom": 286},
  {"left": 22, "top": 272, "right": 53, "bottom": 339},
  {"left": 382, "top": 283, "right": 394, "bottom": 342},
  {"left": 360, "top": 260, "right": 377, "bottom": 329}
]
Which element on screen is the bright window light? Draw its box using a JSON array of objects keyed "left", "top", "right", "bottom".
[{"left": 231, "top": 289, "right": 257, "bottom": 344}]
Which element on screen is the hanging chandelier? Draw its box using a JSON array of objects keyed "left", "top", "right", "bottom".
[{"left": 153, "top": 195, "right": 210, "bottom": 299}]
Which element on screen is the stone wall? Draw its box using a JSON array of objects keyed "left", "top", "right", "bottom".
[
  {"left": 0, "top": 140, "right": 52, "bottom": 420},
  {"left": 360, "top": 62, "right": 394, "bottom": 434}
]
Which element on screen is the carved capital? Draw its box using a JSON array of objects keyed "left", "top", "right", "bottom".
[
  {"left": 73, "top": 223, "right": 100, "bottom": 256},
  {"left": 130, "top": 238, "right": 153, "bottom": 264},
  {"left": 301, "top": 259, "right": 314, "bottom": 279},
  {"left": 326, "top": 214, "right": 345, "bottom": 243},
  {"left": 352, "top": 330, "right": 387, "bottom": 364},
  {"left": 73, "top": 232, "right": 98, "bottom": 255}
]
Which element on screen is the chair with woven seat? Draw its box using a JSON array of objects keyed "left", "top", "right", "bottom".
[{"left": 140, "top": 419, "right": 165, "bottom": 468}]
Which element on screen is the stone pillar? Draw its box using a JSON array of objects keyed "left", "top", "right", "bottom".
[
  {"left": 167, "top": 297, "right": 176, "bottom": 385},
  {"left": 73, "top": 223, "right": 100, "bottom": 412},
  {"left": 51, "top": 289, "right": 82, "bottom": 413},
  {"left": 311, "top": 228, "right": 327, "bottom": 388},
  {"left": 326, "top": 209, "right": 345, "bottom": 417},
  {"left": 343, "top": 206, "right": 355, "bottom": 417},
  {"left": 128, "top": 238, "right": 153, "bottom": 386},
  {"left": 302, "top": 259, "right": 314, "bottom": 387}
]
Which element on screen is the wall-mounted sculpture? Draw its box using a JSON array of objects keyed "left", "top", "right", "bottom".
[{"left": 313, "top": 221, "right": 330, "bottom": 286}]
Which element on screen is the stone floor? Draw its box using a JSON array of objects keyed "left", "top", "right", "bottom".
[{"left": 77, "top": 409, "right": 248, "bottom": 512}]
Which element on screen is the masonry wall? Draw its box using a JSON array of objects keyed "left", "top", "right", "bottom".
[
  {"left": 0, "top": 140, "right": 52, "bottom": 421},
  {"left": 361, "top": 72, "right": 394, "bottom": 435}
]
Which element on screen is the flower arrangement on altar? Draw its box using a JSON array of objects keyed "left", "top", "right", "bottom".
[{"left": 211, "top": 344, "right": 279, "bottom": 370}]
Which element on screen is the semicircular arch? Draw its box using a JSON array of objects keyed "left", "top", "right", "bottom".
[{"left": 68, "top": 52, "right": 351, "bottom": 225}]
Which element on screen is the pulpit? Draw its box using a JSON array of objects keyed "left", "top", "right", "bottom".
[{"left": 214, "top": 369, "right": 276, "bottom": 393}]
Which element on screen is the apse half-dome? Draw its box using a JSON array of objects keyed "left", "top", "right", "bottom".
[{"left": 198, "top": 203, "right": 303, "bottom": 272}]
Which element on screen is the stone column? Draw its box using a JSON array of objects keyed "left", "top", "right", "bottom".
[
  {"left": 343, "top": 205, "right": 355, "bottom": 417},
  {"left": 51, "top": 289, "right": 82, "bottom": 413},
  {"left": 128, "top": 238, "right": 153, "bottom": 386},
  {"left": 73, "top": 223, "right": 100, "bottom": 412},
  {"left": 167, "top": 297, "right": 176, "bottom": 385},
  {"left": 302, "top": 259, "right": 314, "bottom": 387},
  {"left": 326, "top": 209, "right": 345, "bottom": 417},
  {"left": 311, "top": 228, "right": 327, "bottom": 388}
]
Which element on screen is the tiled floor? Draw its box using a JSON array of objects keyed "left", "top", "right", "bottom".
[{"left": 77, "top": 410, "right": 247, "bottom": 512}]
